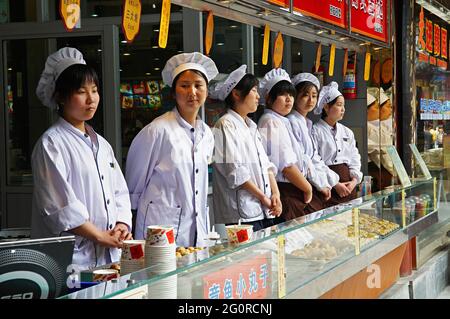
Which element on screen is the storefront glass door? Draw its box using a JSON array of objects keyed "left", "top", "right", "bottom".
[{"left": 1, "top": 34, "right": 103, "bottom": 229}]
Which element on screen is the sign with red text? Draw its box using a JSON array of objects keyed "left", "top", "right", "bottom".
[
  {"left": 203, "top": 254, "right": 270, "bottom": 299},
  {"left": 350, "top": 0, "right": 389, "bottom": 42}
]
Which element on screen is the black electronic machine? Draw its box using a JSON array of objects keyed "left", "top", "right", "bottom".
[{"left": 0, "top": 236, "right": 75, "bottom": 299}]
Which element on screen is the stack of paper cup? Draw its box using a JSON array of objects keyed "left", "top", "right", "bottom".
[
  {"left": 120, "top": 240, "right": 145, "bottom": 275},
  {"left": 144, "top": 225, "right": 177, "bottom": 298},
  {"left": 144, "top": 225, "right": 176, "bottom": 275},
  {"left": 148, "top": 274, "right": 178, "bottom": 299}
]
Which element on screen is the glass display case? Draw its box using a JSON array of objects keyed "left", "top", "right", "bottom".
[{"left": 60, "top": 179, "right": 437, "bottom": 299}]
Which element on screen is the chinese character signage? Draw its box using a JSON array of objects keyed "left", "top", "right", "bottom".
[
  {"left": 159, "top": 0, "right": 171, "bottom": 48},
  {"left": 203, "top": 255, "right": 270, "bottom": 299},
  {"left": 122, "top": 0, "right": 141, "bottom": 43},
  {"left": 60, "top": 0, "right": 81, "bottom": 31},
  {"left": 417, "top": 5, "right": 448, "bottom": 70},
  {"left": 350, "top": 0, "right": 388, "bottom": 42}
]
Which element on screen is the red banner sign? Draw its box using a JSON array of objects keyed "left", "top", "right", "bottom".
[
  {"left": 350, "top": 0, "right": 388, "bottom": 42},
  {"left": 294, "top": 0, "right": 347, "bottom": 28},
  {"left": 203, "top": 254, "right": 270, "bottom": 299}
]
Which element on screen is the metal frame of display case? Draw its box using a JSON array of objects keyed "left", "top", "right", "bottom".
[{"left": 60, "top": 178, "right": 437, "bottom": 299}]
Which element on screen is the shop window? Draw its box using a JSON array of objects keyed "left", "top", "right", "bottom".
[
  {"left": 54, "top": 0, "right": 182, "bottom": 19},
  {"left": 4, "top": 37, "right": 102, "bottom": 186},
  {"left": 366, "top": 47, "right": 395, "bottom": 192},
  {"left": 120, "top": 22, "right": 183, "bottom": 166},
  {"left": 0, "top": 0, "right": 37, "bottom": 23}
]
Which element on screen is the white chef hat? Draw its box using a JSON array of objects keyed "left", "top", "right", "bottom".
[
  {"left": 380, "top": 87, "right": 390, "bottom": 105},
  {"left": 259, "top": 68, "right": 292, "bottom": 102},
  {"left": 291, "top": 72, "right": 320, "bottom": 90},
  {"left": 162, "top": 52, "right": 219, "bottom": 87},
  {"left": 36, "top": 47, "right": 86, "bottom": 109},
  {"left": 209, "top": 65, "right": 247, "bottom": 101},
  {"left": 315, "top": 81, "right": 342, "bottom": 115},
  {"left": 367, "top": 93, "right": 376, "bottom": 107}
]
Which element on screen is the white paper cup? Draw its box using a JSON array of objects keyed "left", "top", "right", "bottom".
[
  {"left": 146, "top": 225, "right": 175, "bottom": 246},
  {"left": 225, "top": 224, "right": 253, "bottom": 244},
  {"left": 121, "top": 240, "right": 145, "bottom": 261}
]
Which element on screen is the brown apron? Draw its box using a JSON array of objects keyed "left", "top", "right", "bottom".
[
  {"left": 276, "top": 182, "right": 307, "bottom": 222},
  {"left": 304, "top": 188, "right": 327, "bottom": 215},
  {"left": 325, "top": 163, "right": 357, "bottom": 207}
]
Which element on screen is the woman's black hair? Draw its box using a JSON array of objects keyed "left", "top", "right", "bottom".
[
  {"left": 266, "top": 80, "right": 296, "bottom": 108},
  {"left": 54, "top": 64, "right": 99, "bottom": 117},
  {"left": 295, "top": 81, "right": 319, "bottom": 99},
  {"left": 170, "top": 69, "right": 208, "bottom": 96},
  {"left": 321, "top": 95, "right": 341, "bottom": 119},
  {"left": 224, "top": 73, "right": 259, "bottom": 108}
]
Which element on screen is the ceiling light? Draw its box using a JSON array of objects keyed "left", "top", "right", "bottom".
[
  {"left": 123, "top": 53, "right": 131, "bottom": 56},
  {"left": 91, "top": 14, "right": 98, "bottom": 17},
  {"left": 97, "top": 49, "right": 102, "bottom": 52},
  {"left": 121, "top": 40, "right": 127, "bottom": 44},
  {"left": 146, "top": 72, "right": 151, "bottom": 75},
  {"left": 152, "top": 45, "right": 158, "bottom": 49},
  {"left": 154, "top": 67, "right": 160, "bottom": 71}
]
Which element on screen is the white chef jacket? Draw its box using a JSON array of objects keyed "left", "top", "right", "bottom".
[
  {"left": 313, "top": 119, "right": 363, "bottom": 184},
  {"left": 258, "top": 109, "right": 307, "bottom": 182},
  {"left": 287, "top": 110, "right": 338, "bottom": 189},
  {"left": 212, "top": 109, "right": 277, "bottom": 224},
  {"left": 368, "top": 120, "right": 395, "bottom": 176},
  {"left": 126, "top": 108, "right": 214, "bottom": 247},
  {"left": 31, "top": 117, "right": 132, "bottom": 271}
]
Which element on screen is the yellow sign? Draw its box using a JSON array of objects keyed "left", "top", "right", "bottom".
[
  {"left": 364, "top": 51, "right": 371, "bottom": 81},
  {"left": 262, "top": 24, "right": 270, "bottom": 66},
  {"left": 277, "top": 235, "right": 286, "bottom": 298},
  {"left": 60, "top": 0, "right": 81, "bottom": 31},
  {"left": 329, "top": 44, "right": 336, "bottom": 77},
  {"left": 352, "top": 208, "right": 360, "bottom": 256},
  {"left": 205, "top": 11, "right": 214, "bottom": 56},
  {"left": 343, "top": 48, "right": 348, "bottom": 76},
  {"left": 401, "top": 190, "right": 406, "bottom": 228},
  {"left": 273, "top": 32, "right": 284, "bottom": 68},
  {"left": 122, "top": 0, "right": 141, "bottom": 43},
  {"left": 159, "top": 0, "right": 171, "bottom": 49},
  {"left": 315, "top": 43, "right": 322, "bottom": 73}
]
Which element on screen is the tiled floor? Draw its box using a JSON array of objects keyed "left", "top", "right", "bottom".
[{"left": 437, "top": 286, "right": 450, "bottom": 299}]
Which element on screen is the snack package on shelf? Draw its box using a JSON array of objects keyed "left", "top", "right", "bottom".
[
  {"left": 120, "top": 83, "right": 133, "bottom": 95},
  {"left": 132, "top": 81, "right": 146, "bottom": 95},
  {"left": 121, "top": 95, "right": 134, "bottom": 109},
  {"left": 146, "top": 81, "right": 160, "bottom": 94}
]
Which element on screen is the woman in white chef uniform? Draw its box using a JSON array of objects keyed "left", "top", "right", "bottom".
[
  {"left": 210, "top": 65, "right": 282, "bottom": 231},
  {"left": 126, "top": 53, "right": 217, "bottom": 247},
  {"left": 257, "top": 68, "right": 313, "bottom": 221},
  {"left": 313, "top": 82, "right": 363, "bottom": 206},
  {"left": 288, "top": 73, "right": 339, "bottom": 211},
  {"left": 31, "top": 47, "right": 132, "bottom": 270}
]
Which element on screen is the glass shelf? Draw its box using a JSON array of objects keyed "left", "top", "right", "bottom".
[{"left": 60, "top": 178, "right": 436, "bottom": 299}]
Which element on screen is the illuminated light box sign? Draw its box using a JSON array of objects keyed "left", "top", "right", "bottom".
[{"left": 417, "top": 6, "right": 448, "bottom": 70}]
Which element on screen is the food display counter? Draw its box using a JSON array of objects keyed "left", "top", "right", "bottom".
[{"left": 60, "top": 179, "right": 437, "bottom": 299}]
